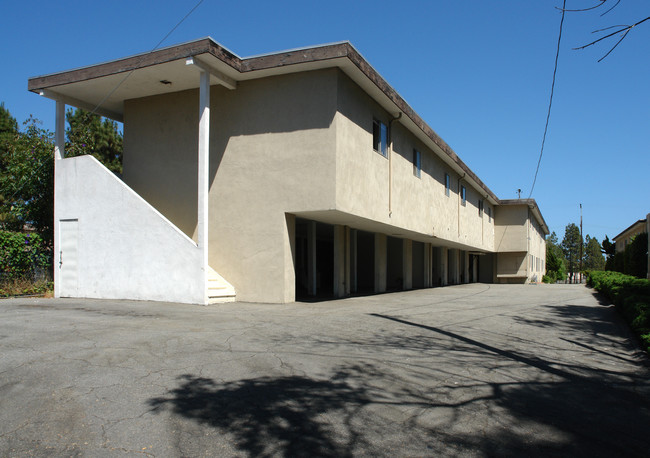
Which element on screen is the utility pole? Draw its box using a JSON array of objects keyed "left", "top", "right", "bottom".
[{"left": 579, "top": 204, "right": 583, "bottom": 283}]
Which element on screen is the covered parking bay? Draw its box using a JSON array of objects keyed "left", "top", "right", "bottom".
[{"left": 293, "top": 215, "right": 493, "bottom": 300}]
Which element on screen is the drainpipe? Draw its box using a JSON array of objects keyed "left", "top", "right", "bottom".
[{"left": 388, "top": 112, "right": 402, "bottom": 217}]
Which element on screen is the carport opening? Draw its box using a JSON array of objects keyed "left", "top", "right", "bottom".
[
  {"left": 412, "top": 241, "right": 425, "bottom": 289},
  {"left": 294, "top": 218, "right": 334, "bottom": 300},
  {"left": 387, "top": 236, "right": 403, "bottom": 291},
  {"left": 432, "top": 246, "right": 442, "bottom": 287},
  {"left": 355, "top": 230, "right": 375, "bottom": 293}
]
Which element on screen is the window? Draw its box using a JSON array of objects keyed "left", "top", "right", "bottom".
[
  {"left": 478, "top": 199, "right": 484, "bottom": 217},
  {"left": 487, "top": 206, "right": 492, "bottom": 222},
  {"left": 445, "top": 173, "right": 450, "bottom": 196},
  {"left": 373, "top": 119, "right": 387, "bottom": 157},
  {"left": 413, "top": 149, "right": 421, "bottom": 178},
  {"left": 461, "top": 186, "right": 466, "bottom": 206}
]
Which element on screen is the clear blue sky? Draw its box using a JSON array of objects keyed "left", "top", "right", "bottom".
[{"left": 1, "top": 1, "right": 648, "bottom": 244}]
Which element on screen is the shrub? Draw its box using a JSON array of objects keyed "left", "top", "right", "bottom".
[
  {"left": 588, "top": 271, "right": 650, "bottom": 354},
  {"left": 0, "top": 230, "right": 51, "bottom": 280}
]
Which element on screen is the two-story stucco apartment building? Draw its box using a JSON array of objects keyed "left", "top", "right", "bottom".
[{"left": 28, "top": 38, "right": 548, "bottom": 304}]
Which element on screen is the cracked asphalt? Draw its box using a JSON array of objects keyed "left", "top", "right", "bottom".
[{"left": 1, "top": 283, "right": 650, "bottom": 457}]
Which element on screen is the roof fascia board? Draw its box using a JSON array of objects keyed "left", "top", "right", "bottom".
[
  {"left": 28, "top": 38, "right": 241, "bottom": 93},
  {"left": 40, "top": 89, "right": 123, "bottom": 122}
]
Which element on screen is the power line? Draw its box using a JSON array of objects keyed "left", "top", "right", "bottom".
[
  {"left": 528, "top": 0, "right": 566, "bottom": 199},
  {"left": 90, "top": 0, "right": 206, "bottom": 116}
]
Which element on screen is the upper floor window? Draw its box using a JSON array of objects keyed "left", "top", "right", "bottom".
[
  {"left": 413, "top": 149, "right": 421, "bottom": 178},
  {"left": 461, "top": 186, "right": 466, "bottom": 206},
  {"left": 478, "top": 199, "right": 484, "bottom": 217},
  {"left": 373, "top": 119, "right": 387, "bottom": 157},
  {"left": 445, "top": 173, "right": 450, "bottom": 196},
  {"left": 486, "top": 206, "right": 492, "bottom": 222}
]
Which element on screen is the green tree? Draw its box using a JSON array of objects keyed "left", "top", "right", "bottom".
[
  {"left": 66, "top": 108, "right": 123, "bottom": 174},
  {"left": 0, "top": 116, "right": 54, "bottom": 244},
  {"left": 545, "top": 231, "right": 567, "bottom": 282},
  {"left": 0, "top": 103, "right": 20, "bottom": 226},
  {"left": 562, "top": 223, "right": 582, "bottom": 283},
  {"left": 0, "top": 102, "right": 18, "bottom": 154},
  {"left": 601, "top": 235, "right": 616, "bottom": 270},
  {"left": 583, "top": 235, "right": 605, "bottom": 271},
  {"left": 624, "top": 233, "right": 648, "bottom": 279}
]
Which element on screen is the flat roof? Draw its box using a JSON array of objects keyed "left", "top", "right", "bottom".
[
  {"left": 613, "top": 218, "right": 647, "bottom": 241},
  {"left": 29, "top": 37, "right": 508, "bottom": 207}
]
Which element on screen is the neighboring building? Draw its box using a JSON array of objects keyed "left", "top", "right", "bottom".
[
  {"left": 613, "top": 214, "right": 650, "bottom": 279},
  {"left": 613, "top": 216, "right": 649, "bottom": 253},
  {"left": 28, "top": 37, "right": 548, "bottom": 304}
]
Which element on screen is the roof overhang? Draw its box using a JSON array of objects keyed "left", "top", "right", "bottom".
[
  {"left": 612, "top": 218, "right": 647, "bottom": 242},
  {"left": 29, "top": 36, "right": 500, "bottom": 204}
]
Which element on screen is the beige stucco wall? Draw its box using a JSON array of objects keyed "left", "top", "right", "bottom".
[
  {"left": 124, "top": 69, "right": 338, "bottom": 303},
  {"left": 528, "top": 212, "right": 547, "bottom": 281},
  {"left": 494, "top": 204, "right": 546, "bottom": 282},
  {"left": 614, "top": 220, "right": 647, "bottom": 253},
  {"left": 122, "top": 68, "right": 545, "bottom": 302},
  {"left": 334, "top": 71, "right": 494, "bottom": 252},
  {"left": 494, "top": 206, "right": 527, "bottom": 252}
]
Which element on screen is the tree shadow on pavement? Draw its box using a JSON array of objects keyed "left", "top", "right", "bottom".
[
  {"left": 147, "top": 311, "right": 650, "bottom": 457},
  {"left": 512, "top": 300, "right": 647, "bottom": 360},
  {"left": 148, "top": 372, "right": 370, "bottom": 457}
]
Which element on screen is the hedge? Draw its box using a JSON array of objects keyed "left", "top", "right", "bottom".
[{"left": 587, "top": 271, "right": 650, "bottom": 354}]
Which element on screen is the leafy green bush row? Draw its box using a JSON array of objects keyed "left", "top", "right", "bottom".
[{"left": 587, "top": 271, "right": 650, "bottom": 353}]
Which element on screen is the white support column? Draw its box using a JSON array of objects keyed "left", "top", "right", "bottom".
[
  {"left": 53, "top": 100, "right": 65, "bottom": 298},
  {"left": 54, "top": 101, "right": 65, "bottom": 160},
  {"left": 198, "top": 71, "right": 210, "bottom": 304}
]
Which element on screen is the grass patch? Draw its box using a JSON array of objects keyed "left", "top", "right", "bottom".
[
  {"left": 587, "top": 271, "right": 650, "bottom": 354},
  {"left": 0, "top": 277, "right": 53, "bottom": 298}
]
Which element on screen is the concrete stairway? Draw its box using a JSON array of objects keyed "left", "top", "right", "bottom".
[{"left": 207, "top": 266, "right": 236, "bottom": 303}]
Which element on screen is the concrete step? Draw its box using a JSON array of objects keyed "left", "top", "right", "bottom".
[{"left": 206, "top": 266, "right": 236, "bottom": 303}]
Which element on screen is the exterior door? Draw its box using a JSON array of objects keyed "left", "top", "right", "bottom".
[{"left": 60, "top": 219, "right": 79, "bottom": 297}]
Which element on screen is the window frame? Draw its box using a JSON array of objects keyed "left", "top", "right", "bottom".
[
  {"left": 461, "top": 185, "right": 466, "bottom": 206},
  {"left": 413, "top": 149, "right": 421, "bottom": 178},
  {"left": 445, "top": 173, "right": 450, "bottom": 196},
  {"left": 373, "top": 119, "right": 388, "bottom": 157}
]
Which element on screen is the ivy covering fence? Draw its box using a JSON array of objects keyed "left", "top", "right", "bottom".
[{"left": 0, "top": 230, "right": 51, "bottom": 296}]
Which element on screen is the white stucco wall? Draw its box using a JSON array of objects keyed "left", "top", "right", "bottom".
[{"left": 55, "top": 155, "right": 204, "bottom": 304}]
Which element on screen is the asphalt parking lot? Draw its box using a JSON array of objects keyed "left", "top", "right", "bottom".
[{"left": 1, "top": 283, "right": 649, "bottom": 457}]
